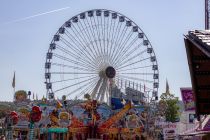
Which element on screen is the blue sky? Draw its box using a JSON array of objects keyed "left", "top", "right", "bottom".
[{"left": 0, "top": 0, "right": 204, "bottom": 101}]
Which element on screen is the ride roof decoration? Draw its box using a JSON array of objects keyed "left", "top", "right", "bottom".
[{"left": 185, "top": 30, "right": 210, "bottom": 116}]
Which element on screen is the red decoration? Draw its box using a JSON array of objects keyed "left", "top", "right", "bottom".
[
  {"left": 10, "top": 111, "right": 18, "bottom": 125},
  {"left": 30, "top": 106, "right": 42, "bottom": 122}
]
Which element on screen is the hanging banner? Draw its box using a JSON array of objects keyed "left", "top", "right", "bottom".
[{"left": 180, "top": 88, "right": 195, "bottom": 111}]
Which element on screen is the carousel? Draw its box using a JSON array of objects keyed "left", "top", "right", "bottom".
[{"left": 5, "top": 9, "right": 159, "bottom": 140}]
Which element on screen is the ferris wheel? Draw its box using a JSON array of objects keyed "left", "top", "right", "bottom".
[{"left": 45, "top": 9, "right": 159, "bottom": 103}]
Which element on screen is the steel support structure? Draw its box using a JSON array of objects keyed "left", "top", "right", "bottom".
[{"left": 205, "top": 0, "right": 210, "bottom": 29}]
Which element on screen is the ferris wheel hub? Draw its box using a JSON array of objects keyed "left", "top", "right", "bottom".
[{"left": 105, "top": 66, "right": 116, "bottom": 79}]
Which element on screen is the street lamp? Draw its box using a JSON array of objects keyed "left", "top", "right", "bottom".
[{"left": 28, "top": 91, "right": 31, "bottom": 100}]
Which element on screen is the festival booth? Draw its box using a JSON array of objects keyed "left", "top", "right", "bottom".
[
  {"left": 8, "top": 91, "right": 70, "bottom": 140},
  {"left": 183, "top": 30, "right": 210, "bottom": 139},
  {"left": 179, "top": 115, "right": 210, "bottom": 139},
  {"left": 68, "top": 100, "right": 145, "bottom": 140},
  {"left": 37, "top": 99, "right": 71, "bottom": 140},
  {"left": 11, "top": 90, "right": 30, "bottom": 140},
  {"left": 8, "top": 90, "right": 146, "bottom": 140}
]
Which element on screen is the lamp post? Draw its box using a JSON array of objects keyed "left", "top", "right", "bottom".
[
  {"left": 28, "top": 91, "right": 31, "bottom": 100},
  {"left": 7, "top": 117, "right": 13, "bottom": 140}
]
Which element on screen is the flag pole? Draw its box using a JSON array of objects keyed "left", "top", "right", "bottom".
[
  {"left": 13, "top": 86, "right": 15, "bottom": 100},
  {"left": 12, "top": 71, "right": 16, "bottom": 101}
]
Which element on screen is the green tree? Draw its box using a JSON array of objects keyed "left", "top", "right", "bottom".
[{"left": 159, "top": 80, "right": 180, "bottom": 122}]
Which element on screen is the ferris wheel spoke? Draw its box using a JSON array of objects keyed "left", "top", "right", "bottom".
[
  {"left": 112, "top": 29, "right": 133, "bottom": 65},
  {"left": 51, "top": 63, "right": 94, "bottom": 72},
  {"left": 116, "top": 49, "right": 147, "bottom": 68},
  {"left": 64, "top": 28, "right": 98, "bottom": 64},
  {"left": 115, "top": 43, "right": 144, "bottom": 67},
  {"left": 93, "top": 15, "right": 103, "bottom": 58},
  {"left": 64, "top": 30, "right": 88, "bottom": 54},
  {"left": 77, "top": 81, "right": 97, "bottom": 99},
  {"left": 104, "top": 15, "right": 111, "bottom": 64},
  {"left": 86, "top": 16, "right": 101, "bottom": 57},
  {"left": 58, "top": 38, "right": 86, "bottom": 60},
  {"left": 97, "top": 16, "right": 105, "bottom": 59},
  {"left": 118, "top": 65, "right": 153, "bottom": 72},
  {"left": 81, "top": 18, "right": 101, "bottom": 59},
  {"left": 114, "top": 36, "right": 139, "bottom": 66},
  {"left": 101, "top": 15, "right": 107, "bottom": 63},
  {"left": 59, "top": 37, "right": 97, "bottom": 67},
  {"left": 64, "top": 31, "right": 97, "bottom": 63},
  {"left": 54, "top": 49, "right": 97, "bottom": 70},
  {"left": 75, "top": 22, "right": 100, "bottom": 60},
  {"left": 107, "top": 19, "right": 114, "bottom": 65},
  {"left": 115, "top": 25, "right": 128, "bottom": 50},
  {"left": 54, "top": 76, "right": 98, "bottom": 93},
  {"left": 51, "top": 75, "right": 95, "bottom": 84},
  {"left": 100, "top": 16, "right": 107, "bottom": 64},
  {"left": 67, "top": 23, "right": 90, "bottom": 48},
  {"left": 109, "top": 22, "right": 124, "bottom": 64},
  {"left": 77, "top": 79, "right": 98, "bottom": 98},
  {"left": 106, "top": 17, "right": 113, "bottom": 65},
  {"left": 117, "top": 74, "right": 154, "bottom": 83},
  {"left": 56, "top": 44, "right": 97, "bottom": 69},
  {"left": 69, "top": 28, "right": 96, "bottom": 65},
  {"left": 75, "top": 80, "right": 97, "bottom": 98},
  {"left": 95, "top": 59, "right": 107, "bottom": 72},
  {"left": 53, "top": 53, "right": 97, "bottom": 71},
  {"left": 118, "top": 72, "right": 153, "bottom": 75},
  {"left": 59, "top": 38, "right": 81, "bottom": 56},
  {"left": 99, "top": 15, "right": 105, "bottom": 60},
  {"left": 88, "top": 17, "right": 102, "bottom": 58},
  {"left": 108, "top": 16, "right": 118, "bottom": 66},
  {"left": 94, "top": 57, "right": 103, "bottom": 71},
  {"left": 66, "top": 78, "right": 98, "bottom": 97},
  {"left": 72, "top": 23, "right": 90, "bottom": 49},
  {"left": 117, "top": 57, "right": 150, "bottom": 70},
  {"left": 51, "top": 72, "right": 97, "bottom": 75},
  {"left": 110, "top": 24, "right": 128, "bottom": 62},
  {"left": 118, "top": 41, "right": 142, "bottom": 60}
]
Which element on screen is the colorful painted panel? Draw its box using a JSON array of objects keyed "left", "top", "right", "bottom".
[{"left": 180, "top": 88, "right": 195, "bottom": 111}]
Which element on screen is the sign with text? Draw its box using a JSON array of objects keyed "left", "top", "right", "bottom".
[
  {"left": 162, "top": 123, "right": 177, "bottom": 139},
  {"left": 180, "top": 88, "right": 195, "bottom": 111}
]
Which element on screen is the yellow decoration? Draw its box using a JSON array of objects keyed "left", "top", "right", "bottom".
[
  {"left": 59, "top": 112, "right": 69, "bottom": 120},
  {"left": 15, "top": 90, "right": 27, "bottom": 101},
  {"left": 18, "top": 107, "right": 29, "bottom": 115}
]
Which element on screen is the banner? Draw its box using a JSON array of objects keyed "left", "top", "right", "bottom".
[
  {"left": 162, "top": 122, "right": 177, "bottom": 139},
  {"left": 180, "top": 88, "right": 195, "bottom": 111}
]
